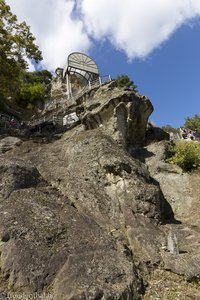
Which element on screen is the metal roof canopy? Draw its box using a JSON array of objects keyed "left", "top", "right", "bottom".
[{"left": 63, "top": 52, "right": 99, "bottom": 81}]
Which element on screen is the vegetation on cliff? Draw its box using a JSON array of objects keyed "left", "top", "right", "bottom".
[
  {"left": 167, "top": 140, "right": 200, "bottom": 172},
  {"left": 15, "top": 70, "right": 52, "bottom": 109},
  {"left": 115, "top": 74, "right": 138, "bottom": 91},
  {"left": 162, "top": 115, "right": 200, "bottom": 172}
]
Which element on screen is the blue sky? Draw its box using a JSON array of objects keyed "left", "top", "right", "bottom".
[
  {"left": 89, "top": 22, "right": 200, "bottom": 128},
  {"left": 7, "top": 0, "right": 200, "bottom": 128}
]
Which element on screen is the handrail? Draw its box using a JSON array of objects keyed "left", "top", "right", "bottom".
[
  {"left": 44, "top": 75, "right": 111, "bottom": 111},
  {"left": 30, "top": 75, "right": 112, "bottom": 128},
  {"left": 28, "top": 113, "right": 78, "bottom": 128}
]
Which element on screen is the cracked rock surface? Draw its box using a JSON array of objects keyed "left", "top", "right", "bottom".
[{"left": 0, "top": 85, "right": 200, "bottom": 299}]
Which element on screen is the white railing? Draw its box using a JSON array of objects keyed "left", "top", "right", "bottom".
[
  {"left": 31, "top": 75, "right": 112, "bottom": 128},
  {"left": 28, "top": 113, "right": 79, "bottom": 128},
  {"left": 44, "top": 75, "right": 111, "bottom": 110}
]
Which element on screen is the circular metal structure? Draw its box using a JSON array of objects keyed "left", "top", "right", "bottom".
[{"left": 63, "top": 52, "right": 99, "bottom": 82}]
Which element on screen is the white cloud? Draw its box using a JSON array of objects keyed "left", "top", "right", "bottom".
[
  {"left": 78, "top": 0, "right": 200, "bottom": 59},
  {"left": 6, "top": 0, "right": 200, "bottom": 70},
  {"left": 6, "top": 0, "right": 91, "bottom": 70}
]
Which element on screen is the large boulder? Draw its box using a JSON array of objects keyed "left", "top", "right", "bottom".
[
  {"left": 0, "top": 156, "right": 143, "bottom": 299},
  {"left": 16, "top": 128, "right": 174, "bottom": 267},
  {"left": 0, "top": 136, "right": 22, "bottom": 154},
  {"left": 145, "top": 125, "right": 169, "bottom": 145},
  {"left": 78, "top": 83, "right": 153, "bottom": 149},
  {"left": 0, "top": 157, "right": 43, "bottom": 198},
  {"left": 2, "top": 82, "right": 200, "bottom": 298}
]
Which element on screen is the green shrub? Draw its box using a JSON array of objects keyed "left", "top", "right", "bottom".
[
  {"left": 115, "top": 75, "right": 138, "bottom": 91},
  {"left": 167, "top": 141, "right": 200, "bottom": 172},
  {"left": 16, "top": 83, "right": 45, "bottom": 108}
]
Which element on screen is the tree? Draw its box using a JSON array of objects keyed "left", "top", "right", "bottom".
[
  {"left": 15, "top": 70, "right": 52, "bottom": 109},
  {"left": 184, "top": 114, "right": 200, "bottom": 132},
  {"left": 115, "top": 75, "right": 138, "bottom": 91},
  {"left": 23, "top": 70, "right": 52, "bottom": 85},
  {"left": 16, "top": 82, "right": 45, "bottom": 109},
  {"left": 0, "top": 0, "right": 42, "bottom": 99}
]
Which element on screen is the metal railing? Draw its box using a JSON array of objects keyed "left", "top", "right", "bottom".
[
  {"left": 29, "top": 75, "right": 111, "bottom": 128},
  {"left": 28, "top": 114, "right": 78, "bottom": 128},
  {"left": 44, "top": 75, "right": 111, "bottom": 111}
]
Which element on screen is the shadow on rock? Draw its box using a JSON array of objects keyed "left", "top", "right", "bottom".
[
  {"left": 150, "top": 176, "right": 181, "bottom": 225},
  {"left": 131, "top": 147, "right": 155, "bottom": 163}
]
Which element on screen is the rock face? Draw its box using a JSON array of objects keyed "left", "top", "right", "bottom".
[
  {"left": 0, "top": 136, "right": 21, "bottom": 154},
  {"left": 145, "top": 125, "right": 169, "bottom": 144},
  {"left": 78, "top": 82, "right": 153, "bottom": 149},
  {"left": 134, "top": 141, "right": 200, "bottom": 281},
  {"left": 145, "top": 141, "right": 195, "bottom": 219},
  {"left": 0, "top": 157, "right": 42, "bottom": 198},
  {"left": 0, "top": 84, "right": 200, "bottom": 299},
  {"left": 38, "top": 130, "right": 165, "bottom": 224},
  {"left": 0, "top": 152, "right": 144, "bottom": 299},
  {"left": 0, "top": 184, "right": 141, "bottom": 299},
  {"left": 50, "top": 68, "right": 66, "bottom": 100},
  {"left": 1, "top": 122, "right": 175, "bottom": 299}
]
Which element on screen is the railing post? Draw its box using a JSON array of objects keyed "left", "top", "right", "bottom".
[
  {"left": 99, "top": 76, "right": 102, "bottom": 85},
  {"left": 109, "top": 74, "right": 111, "bottom": 81},
  {"left": 66, "top": 73, "right": 71, "bottom": 99},
  {"left": 88, "top": 80, "right": 91, "bottom": 89}
]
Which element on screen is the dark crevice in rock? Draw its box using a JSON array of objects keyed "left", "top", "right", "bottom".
[{"left": 103, "top": 163, "right": 132, "bottom": 176}]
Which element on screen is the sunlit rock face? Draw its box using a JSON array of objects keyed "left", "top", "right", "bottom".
[
  {"left": 78, "top": 81, "right": 153, "bottom": 149},
  {"left": 0, "top": 135, "right": 146, "bottom": 299},
  {"left": 1, "top": 75, "right": 200, "bottom": 299}
]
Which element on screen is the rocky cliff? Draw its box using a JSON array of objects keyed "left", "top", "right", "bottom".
[{"left": 0, "top": 83, "right": 199, "bottom": 299}]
